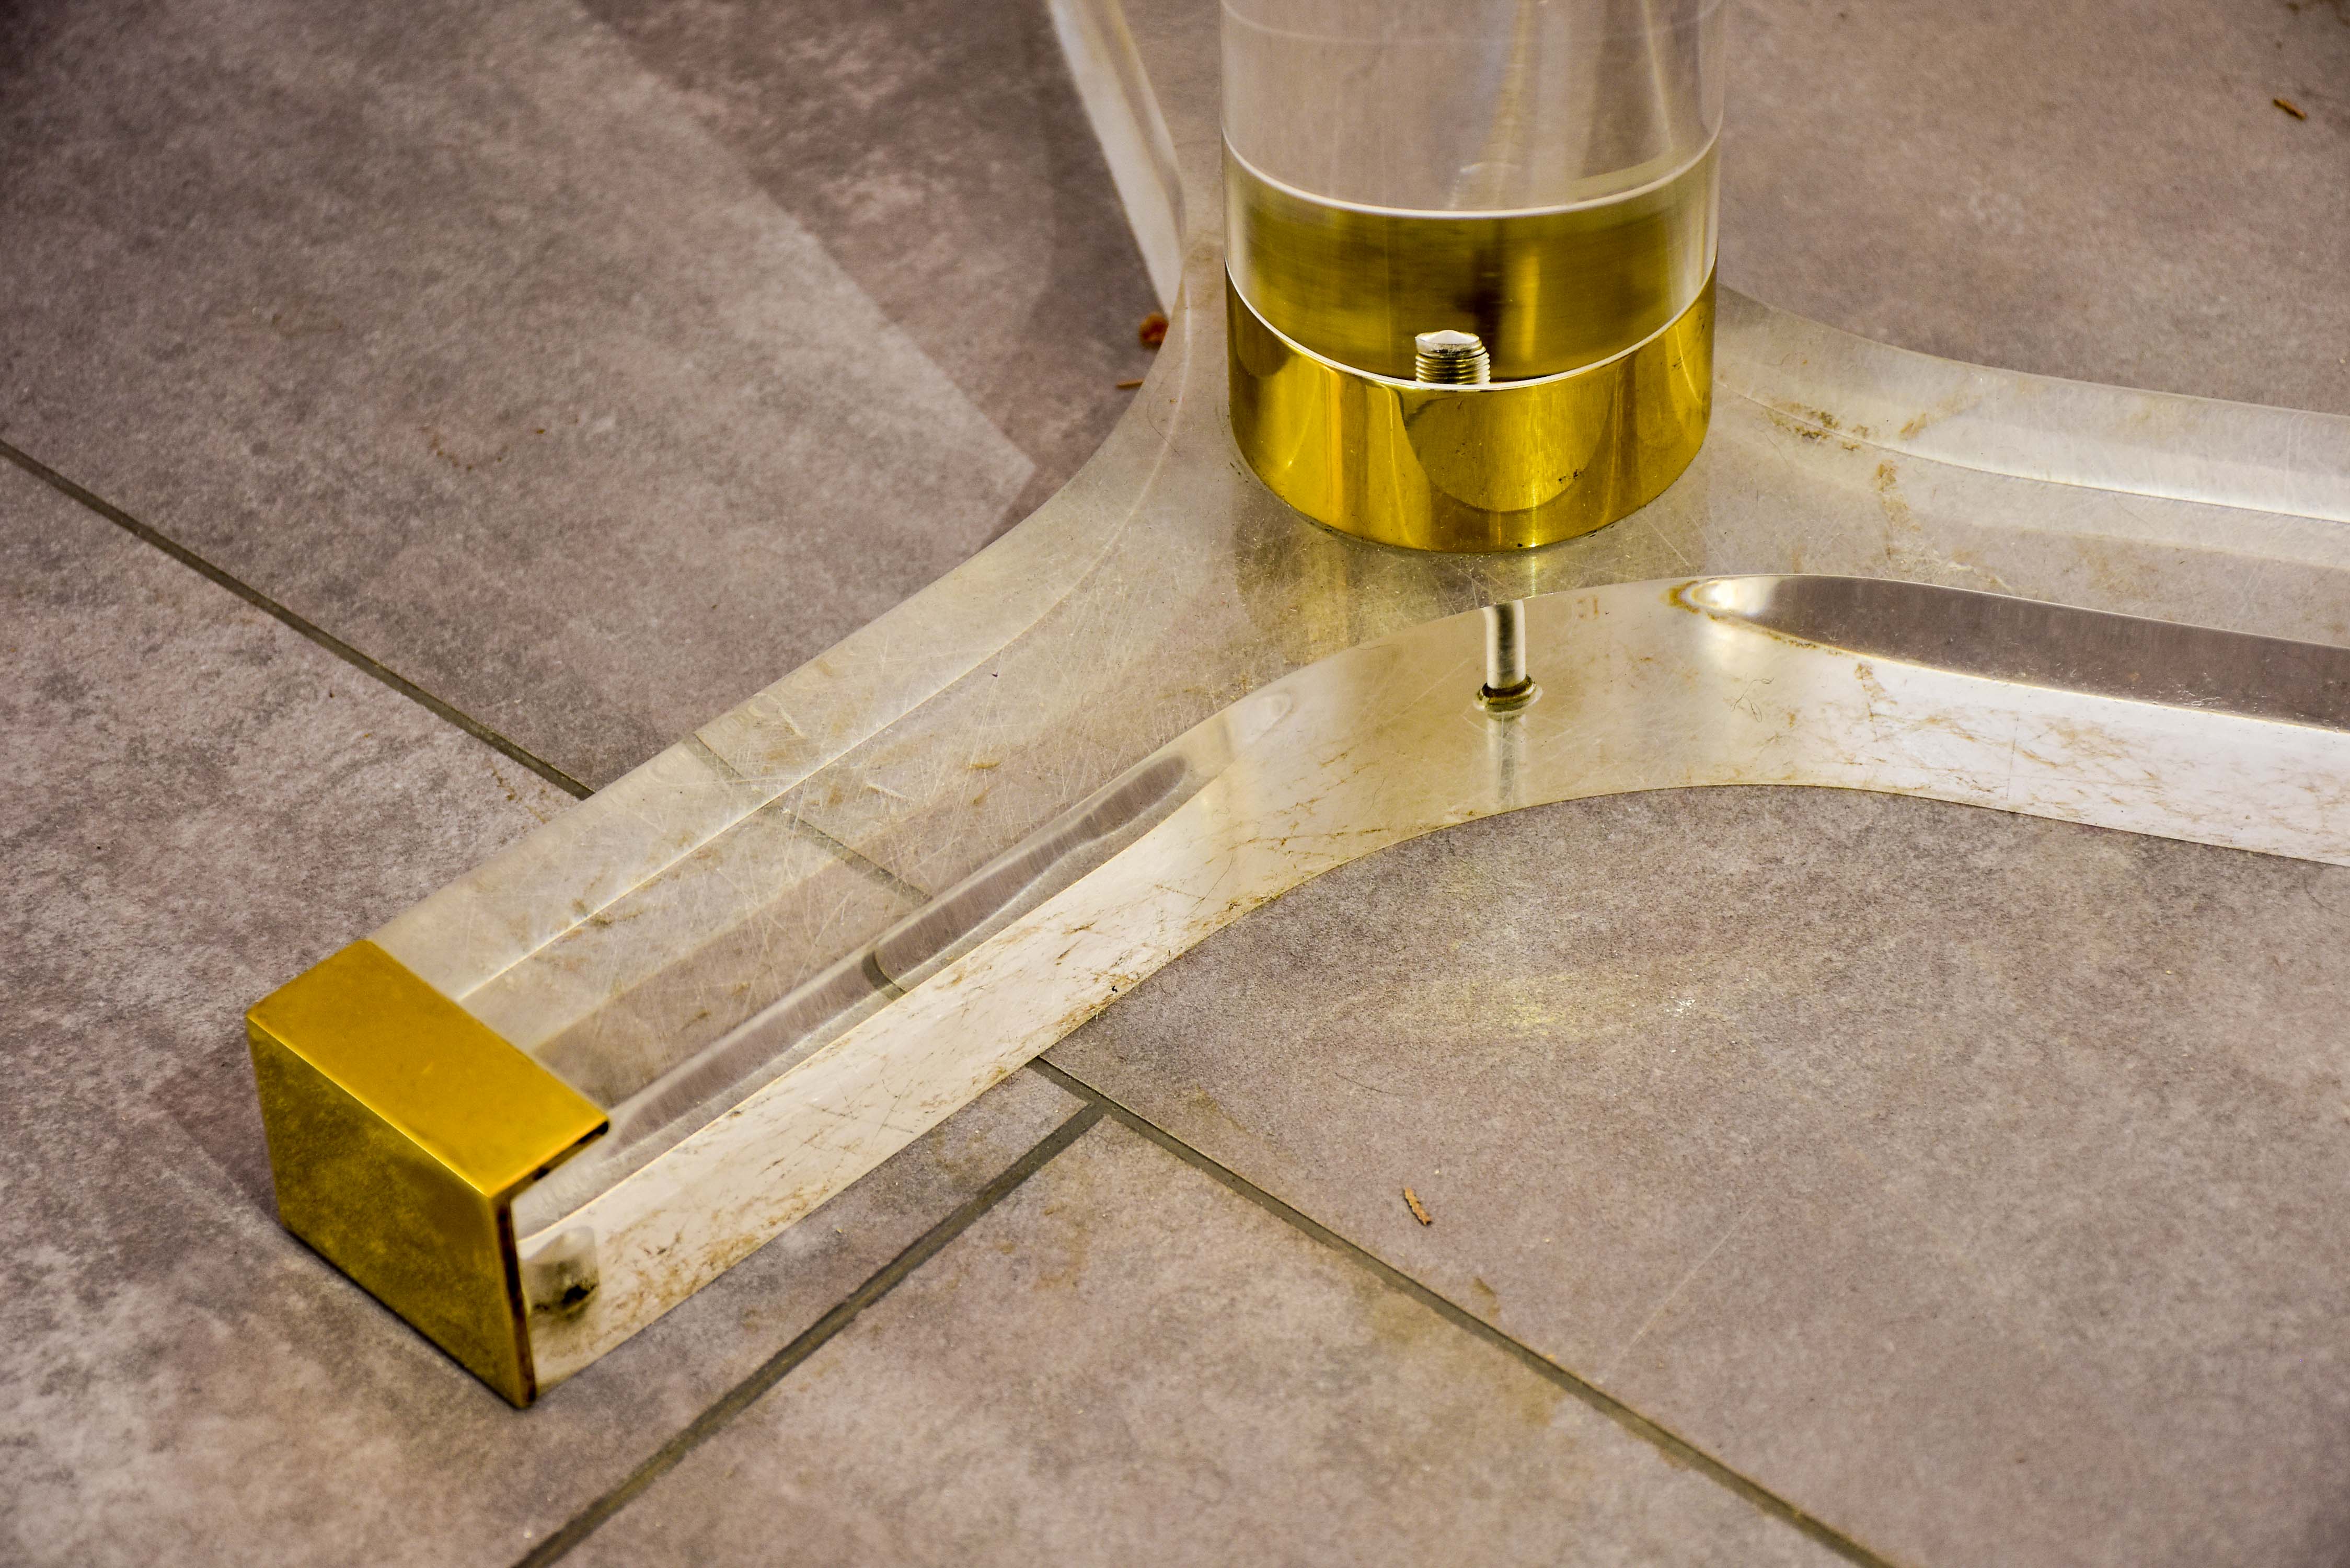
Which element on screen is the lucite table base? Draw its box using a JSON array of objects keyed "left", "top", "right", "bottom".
[{"left": 247, "top": 0, "right": 2350, "bottom": 1402}]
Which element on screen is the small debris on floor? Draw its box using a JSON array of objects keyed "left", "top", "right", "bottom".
[
  {"left": 2274, "top": 97, "right": 2308, "bottom": 120},
  {"left": 1116, "top": 377, "right": 1143, "bottom": 389},
  {"left": 1137, "top": 311, "right": 1168, "bottom": 349},
  {"left": 1403, "top": 1186, "right": 1433, "bottom": 1226}
]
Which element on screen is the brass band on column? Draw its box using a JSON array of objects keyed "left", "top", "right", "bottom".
[
  {"left": 1224, "top": 146, "right": 1718, "bottom": 553},
  {"left": 1227, "top": 271, "right": 1713, "bottom": 554}
]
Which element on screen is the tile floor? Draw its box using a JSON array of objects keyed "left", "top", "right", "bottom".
[
  {"left": 1052, "top": 789, "right": 2350, "bottom": 1565},
  {"left": 4, "top": 0, "right": 2344, "bottom": 1563}
]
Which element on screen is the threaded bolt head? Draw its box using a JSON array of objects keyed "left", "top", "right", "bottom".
[{"left": 1414, "top": 329, "right": 1492, "bottom": 385}]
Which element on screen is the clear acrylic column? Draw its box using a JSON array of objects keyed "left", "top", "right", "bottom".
[{"left": 1224, "top": 0, "right": 1724, "bottom": 551}]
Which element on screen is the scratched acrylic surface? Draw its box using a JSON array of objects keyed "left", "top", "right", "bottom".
[{"left": 523, "top": 570, "right": 2350, "bottom": 1381}]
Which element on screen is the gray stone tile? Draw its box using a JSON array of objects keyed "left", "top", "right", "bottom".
[
  {"left": 0, "top": 0, "right": 1097, "bottom": 788},
  {"left": 1052, "top": 787, "right": 2350, "bottom": 1566},
  {"left": 568, "top": 1119, "right": 1844, "bottom": 1568},
  {"left": 581, "top": 0, "right": 1165, "bottom": 532},
  {"left": 0, "top": 463, "right": 1087, "bottom": 1567},
  {"left": 1722, "top": 0, "right": 2350, "bottom": 414}
]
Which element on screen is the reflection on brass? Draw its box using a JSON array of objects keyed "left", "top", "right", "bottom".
[
  {"left": 247, "top": 941, "right": 606, "bottom": 1405},
  {"left": 1229, "top": 272, "right": 1713, "bottom": 552},
  {"left": 1226, "top": 146, "right": 1717, "bottom": 383}
]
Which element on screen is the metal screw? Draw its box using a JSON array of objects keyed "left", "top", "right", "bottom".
[
  {"left": 1414, "top": 329, "right": 1491, "bottom": 385},
  {"left": 1413, "top": 328, "right": 1531, "bottom": 711},
  {"left": 1480, "top": 599, "right": 1536, "bottom": 710}
]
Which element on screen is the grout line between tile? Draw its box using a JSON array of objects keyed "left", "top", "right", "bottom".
[
  {"left": 0, "top": 436, "right": 594, "bottom": 801},
  {"left": 779, "top": 810, "right": 933, "bottom": 904},
  {"left": 511, "top": 1098, "right": 1108, "bottom": 1567},
  {"left": 1024, "top": 1058, "right": 1904, "bottom": 1568}
]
